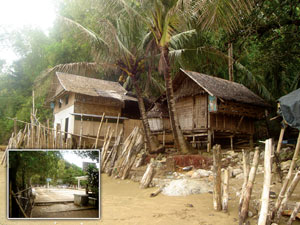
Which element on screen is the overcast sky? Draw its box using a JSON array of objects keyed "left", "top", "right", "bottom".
[
  {"left": 62, "top": 150, "right": 99, "bottom": 169},
  {"left": 0, "top": 0, "right": 56, "bottom": 63}
]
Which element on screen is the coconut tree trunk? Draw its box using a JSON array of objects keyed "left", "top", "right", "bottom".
[
  {"left": 161, "top": 46, "right": 189, "bottom": 153},
  {"left": 131, "top": 75, "right": 159, "bottom": 153}
]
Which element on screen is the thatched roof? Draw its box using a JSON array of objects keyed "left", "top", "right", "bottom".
[
  {"left": 54, "top": 72, "right": 137, "bottom": 102},
  {"left": 179, "top": 69, "right": 269, "bottom": 107}
]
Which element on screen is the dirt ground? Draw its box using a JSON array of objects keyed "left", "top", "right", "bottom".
[{"left": 0, "top": 151, "right": 300, "bottom": 225}]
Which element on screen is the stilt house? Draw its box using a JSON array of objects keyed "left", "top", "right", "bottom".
[
  {"left": 147, "top": 69, "right": 269, "bottom": 149},
  {"left": 47, "top": 72, "right": 141, "bottom": 147}
]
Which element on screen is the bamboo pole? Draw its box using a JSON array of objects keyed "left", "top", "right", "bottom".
[
  {"left": 239, "top": 147, "right": 260, "bottom": 225},
  {"left": 276, "top": 125, "right": 286, "bottom": 153},
  {"left": 115, "top": 113, "right": 120, "bottom": 138},
  {"left": 222, "top": 168, "right": 229, "bottom": 212},
  {"left": 272, "top": 131, "right": 300, "bottom": 220},
  {"left": 78, "top": 115, "right": 83, "bottom": 148},
  {"left": 95, "top": 112, "right": 105, "bottom": 149},
  {"left": 213, "top": 144, "right": 222, "bottom": 211},
  {"left": 258, "top": 139, "right": 273, "bottom": 225},
  {"left": 11, "top": 191, "right": 28, "bottom": 218},
  {"left": 276, "top": 171, "right": 300, "bottom": 221},
  {"left": 287, "top": 202, "right": 300, "bottom": 225},
  {"left": 150, "top": 185, "right": 165, "bottom": 197}
]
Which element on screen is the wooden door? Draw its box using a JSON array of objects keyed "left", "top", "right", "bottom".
[{"left": 193, "top": 95, "right": 207, "bottom": 129}]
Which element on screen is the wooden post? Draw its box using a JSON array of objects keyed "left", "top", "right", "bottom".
[
  {"left": 287, "top": 202, "right": 300, "bottom": 225},
  {"left": 95, "top": 112, "right": 105, "bottom": 149},
  {"left": 258, "top": 139, "right": 273, "bottom": 225},
  {"left": 213, "top": 144, "right": 222, "bottom": 211},
  {"left": 78, "top": 115, "right": 83, "bottom": 148},
  {"left": 276, "top": 171, "right": 300, "bottom": 221},
  {"left": 230, "top": 136, "right": 233, "bottom": 151},
  {"left": 222, "top": 169, "right": 229, "bottom": 212},
  {"left": 240, "top": 149, "right": 250, "bottom": 208},
  {"left": 115, "top": 113, "right": 120, "bottom": 138},
  {"left": 13, "top": 118, "right": 17, "bottom": 136},
  {"left": 239, "top": 147, "right": 260, "bottom": 225},
  {"left": 272, "top": 131, "right": 300, "bottom": 220},
  {"left": 276, "top": 125, "right": 286, "bottom": 153},
  {"left": 140, "top": 162, "right": 155, "bottom": 189},
  {"left": 55, "top": 124, "right": 61, "bottom": 149},
  {"left": 208, "top": 129, "right": 212, "bottom": 152},
  {"left": 47, "top": 119, "right": 50, "bottom": 148}
]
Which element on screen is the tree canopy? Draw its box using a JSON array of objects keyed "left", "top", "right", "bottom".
[{"left": 0, "top": 0, "right": 299, "bottom": 144}]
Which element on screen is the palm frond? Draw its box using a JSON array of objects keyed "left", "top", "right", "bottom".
[{"left": 194, "top": 0, "right": 255, "bottom": 34}]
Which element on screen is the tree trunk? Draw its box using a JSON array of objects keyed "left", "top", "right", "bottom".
[
  {"left": 131, "top": 75, "right": 160, "bottom": 153},
  {"left": 228, "top": 43, "right": 234, "bottom": 81},
  {"left": 161, "top": 46, "right": 189, "bottom": 153}
]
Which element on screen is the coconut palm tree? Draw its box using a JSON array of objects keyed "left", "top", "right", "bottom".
[
  {"left": 119, "top": 0, "right": 257, "bottom": 153},
  {"left": 37, "top": 2, "right": 162, "bottom": 153}
]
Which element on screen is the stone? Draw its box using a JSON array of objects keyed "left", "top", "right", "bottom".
[
  {"left": 235, "top": 173, "right": 244, "bottom": 179},
  {"left": 281, "top": 160, "right": 292, "bottom": 171},
  {"left": 191, "top": 169, "right": 213, "bottom": 178},
  {"left": 232, "top": 168, "right": 243, "bottom": 177},
  {"left": 248, "top": 211, "right": 254, "bottom": 218},
  {"left": 269, "top": 191, "right": 276, "bottom": 199},
  {"left": 185, "top": 170, "right": 195, "bottom": 177},
  {"left": 226, "top": 150, "right": 239, "bottom": 158}
]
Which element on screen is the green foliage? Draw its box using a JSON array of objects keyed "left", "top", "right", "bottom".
[{"left": 87, "top": 164, "right": 99, "bottom": 198}]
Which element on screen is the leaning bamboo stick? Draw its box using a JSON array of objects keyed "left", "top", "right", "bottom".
[
  {"left": 276, "top": 126, "right": 286, "bottom": 153},
  {"left": 287, "top": 202, "right": 300, "bottom": 225},
  {"left": 115, "top": 113, "right": 120, "bottom": 138},
  {"left": 239, "top": 147, "right": 260, "bottom": 225},
  {"left": 213, "top": 144, "right": 222, "bottom": 211},
  {"left": 276, "top": 171, "right": 300, "bottom": 221},
  {"left": 11, "top": 191, "right": 28, "bottom": 218},
  {"left": 272, "top": 131, "right": 300, "bottom": 220},
  {"left": 95, "top": 112, "right": 105, "bottom": 149},
  {"left": 258, "top": 139, "right": 273, "bottom": 225}
]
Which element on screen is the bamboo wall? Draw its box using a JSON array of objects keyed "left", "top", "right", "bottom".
[
  {"left": 175, "top": 94, "right": 208, "bottom": 131},
  {"left": 210, "top": 113, "right": 254, "bottom": 134}
]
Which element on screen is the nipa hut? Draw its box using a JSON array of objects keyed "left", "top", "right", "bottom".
[
  {"left": 147, "top": 69, "right": 269, "bottom": 149},
  {"left": 47, "top": 72, "right": 141, "bottom": 147}
]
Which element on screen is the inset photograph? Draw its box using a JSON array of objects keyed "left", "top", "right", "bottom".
[{"left": 8, "top": 149, "right": 100, "bottom": 219}]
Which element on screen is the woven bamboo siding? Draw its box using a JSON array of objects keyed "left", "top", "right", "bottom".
[
  {"left": 176, "top": 97, "right": 194, "bottom": 130},
  {"left": 194, "top": 95, "right": 208, "bottom": 129},
  {"left": 149, "top": 118, "right": 163, "bottom": 131},
  {"left": 210, "top": 113, "right": 254, "bottom": 134},
  {"left": 73, "top": 120, "right": 123, "bottom": 137},
  {"left": 74, "top": 102, "right": 121, "bottom": 116}
]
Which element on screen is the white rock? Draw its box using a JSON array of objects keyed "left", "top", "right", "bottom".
[
  {"left": 191, "top": 169, "right": 213, "bottom": 178},
  {"left": 281, "top": 160, "right": 292, "bottom": 171},
  {"left": 232, "top": 168, "right": 243, "bottom": 176},
  {"left": 235, "top": 173, "right": 244, "bottom": 179}
]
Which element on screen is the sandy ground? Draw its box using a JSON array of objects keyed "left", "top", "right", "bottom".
[
  {"left": 34, "top": 187, "right": 85, "bottom": 202},
  {"left": 0, "top": 151, "right": 300, "bottom": 225}
]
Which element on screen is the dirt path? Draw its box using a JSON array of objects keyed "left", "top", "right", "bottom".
[{"left": 34, "top": 187, "right": 85, "bottom": 202}]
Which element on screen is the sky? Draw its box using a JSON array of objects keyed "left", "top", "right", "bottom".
[
  {"left": 62, "top": 150, "right": 99, "bottom": 169},
  {"left": 0, "top": 0, "right": 57, "bottom": 64}
]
